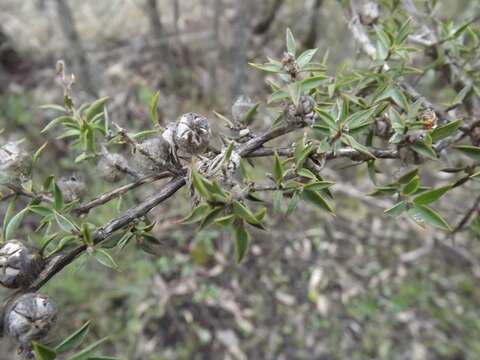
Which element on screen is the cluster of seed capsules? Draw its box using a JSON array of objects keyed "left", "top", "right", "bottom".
[
  {"left": 0, "top": 112, "right": 213, "bottom": 357},
  {"left": 0, "top": 240, "right": 56, "bottom": 356},
  {"left": 0, "top": 104, "right": 265, "bottom": 357},
  {"left": 97, "top": 112, "right": 212, "bottom": 182}
]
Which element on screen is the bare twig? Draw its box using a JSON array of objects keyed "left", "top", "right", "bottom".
[{"left": 452, "top": 195, "right": 480, "bottom": 234}]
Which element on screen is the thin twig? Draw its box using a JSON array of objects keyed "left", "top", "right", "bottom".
[{"left": 73, "top": 172, "right": 172, "bottom": 215}]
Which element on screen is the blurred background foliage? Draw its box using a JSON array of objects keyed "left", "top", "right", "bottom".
[{"left": 0, "top": 0, "right": 479, "bottom": 359}]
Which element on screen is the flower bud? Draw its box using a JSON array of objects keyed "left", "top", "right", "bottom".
[
  {"left": 420, "top": 108, "right": 437, "bottom": 130},
  {"left": 57, "top": 175, "right": 86, "bottom": 202},
  {"left": 232, "top": 95, "right": 255, "bottom": 123},
  {"left": 0, "top": 141, "right": 32, "bottom": 184},
  {"left": 0, "top": 240, "right": 44, "bottom": 289},
  {"left": 174, "top": 113, "right": 211, "bottom": 155},
  {"left": 133, "top": 136, "right": 171, "bottom": 175},
  {"left": 4, "top": 293, "right": 57, "bottom": 347},
  {"left": 97, "top": 152, "right": 130, "bottom": 183}
]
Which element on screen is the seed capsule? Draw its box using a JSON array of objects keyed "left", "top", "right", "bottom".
[
  {"left": 133, "top": 136, "right": 171, "bottom": 175},
  {"left": 4, "top": 293, "right": 57, "bottom": 347},
  {"left": 0, "top": 240, "right": 44, "bottom": 289},
  {"left": 97, "top": 152, "right": 130, "bottom": 183},
  {"left": 174, "top": 113, "right": 211, "bottom": 155},
  {"left": 57, "top": 175, "right": 86, "bottom": 202},
  {"left": 0, "top": 141, "right": 32, "bottom": 184}
]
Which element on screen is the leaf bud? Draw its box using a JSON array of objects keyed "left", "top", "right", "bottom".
[{"left": 420, "top": 108, "right": 437, "bottom": 130}]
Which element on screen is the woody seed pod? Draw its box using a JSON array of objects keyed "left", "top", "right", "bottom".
[
  {"left": 4, "top": 293, "right": 57, "bottom": 347},
  {"left": 0, "top": 141, "right": 32, "bottom": 184},
  {"left": 133, "top": 136, "right": 171, "bottom": 175},
  {"left": 97, "top": 152, "right": 130, "bottom": 183},
  {"left": 57, "top": 175, "right": 86, "bottom": 202},
  {"left": 174, "top": 113, "right": 211, "bottom": 155},
  {"left": 0, "top": 240, "right": 44, "bottom": 289}
]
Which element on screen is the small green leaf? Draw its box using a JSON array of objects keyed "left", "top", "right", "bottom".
[
  {"left": 181, "top": 203, "right": 211, "bottom": 224},
  {"left": 378, "top": 87, "right": 409, "bottom": 111},
  {"left": 369, "top": 186, "right": 397, "bottom": 197},
  {"left": 241, "top": 103, "right": 260, "bottom": 125},
  {"left": 402, "top": 175, "right": 420, "bottom": 195},
  {"left": 249, "top": 62, "right": 282, "bottom": 73},
  {"left": 297, "top": 48, "right": 318, "bottom": 68},
  {"left": 413, "top": 185, "right": 451, "bottom": 205},
  {"left": 273, "top": 151, "right": 284, "bottom": 183},
  {"left": 30, "top": 205, "right": 54, "bottom": 217},
  {"left": 286, "top": 192, "right": 301, "bottom": 215},
  {"left": 455, "top": 145, "right": 480, "bottom": 161},
  {"left": 54, "top": 211, "right": 77, "bottom": 232},
  {"left": 41, "top": 116, "right": 76, "bottom": 133},
  {"left": 67, "top": 337, "right": 109, "bottom": 360},
  {"left": 39, "top": 104, "right": 67, "bottom": 113},
  {"left": 233, "top": 201, "right": 262, "bottom": 227},
  {"left": 302, "top": 190, "right": 334, "bottom": 213},
  {"left": 303, "top": 181, "right": 335, "bottom": 191},
  {"left": 233, "top": 222, "right": 250, "bottom": 262},
  {"left": 55, "top": 321, "right": 91, "bottom": 353},
  {"left": 85, "top": 97, "right": 109, "bottom": 121},
  {"left": 408, "top": 204, "right": 450, "bottom": 230},
  {"left": 286, "top": 28, "right": 296, "bottom": 55},
  {"left": 411, "top": 143, "right": 437, "bottom": 160},
  {"left": 54, "top": 183, "right": 64, "bottom": 211},
  {"left": 345, "top": 106, "right": 377, "bottom": 130},
  {"left": 198, "top": 207, "right": 223, "bottom": 230},
  {"left": 82, "top": 223, "right": 93, "bottom": 246},
  {"left": 384, "top": 201, "right": 407, "bottom": 218},
  {"left": 2, "top": 197, "right": 17, "bottom": 241},
  {"left": 398, "top": 168, "right": 419, "bottom": 184},
  {"left": 149, "top": 91, "right": 160, "bottom": 127},
  {"left": 5, "top": 207, "right": 29, "bottom": 241},
  {"left": 94, "top": 249, "right": 118, "bottom": 270},
  {"left": 288, "top": 82, "right": 302, "bottom": 107},
  {"left": 32, "top": 342, "right": 57, "bottom": 360},
  {"left": 191, "top": 169, "right": 211, "bottom": 199},
  {"left": 301, "top": 75, "right": 328, "bottom": 92},
  {"left": 215, "top": 214, "right": 236, "bottom": 227},
  {"left": 431, "top": 120, "right": 462, "bottom": 142},
  {"left": 33, "top": 142, "right": 49, "bottom": 164}
]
